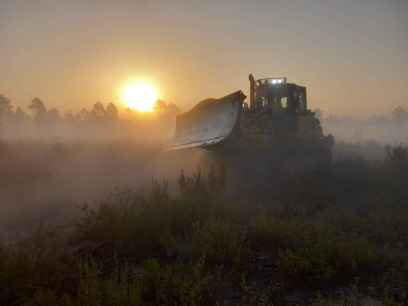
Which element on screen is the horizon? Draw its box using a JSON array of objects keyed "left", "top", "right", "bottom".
[{"left": 1, "top": 0, "right": 407, "bottom": 117}]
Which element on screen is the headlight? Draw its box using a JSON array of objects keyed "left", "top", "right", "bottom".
[{"left": 269, "top": 79, "right": 284, "bottom": 85}]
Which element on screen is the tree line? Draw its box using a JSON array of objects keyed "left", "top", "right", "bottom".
[{"left": 0, "top": 94, "right": 180, "bottom": 140}]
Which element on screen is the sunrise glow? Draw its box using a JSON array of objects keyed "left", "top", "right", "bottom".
[{"left": 121, "top": 81, "right": 159, "bottom": 112}]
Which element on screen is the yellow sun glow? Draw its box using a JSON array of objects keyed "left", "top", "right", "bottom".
[{"left": 121, "top": 81, "right": 159, "bottom": 112}]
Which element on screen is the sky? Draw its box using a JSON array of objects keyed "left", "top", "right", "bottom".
[{"left": 0, "top": 0, "right": 407, "bottom": 116}]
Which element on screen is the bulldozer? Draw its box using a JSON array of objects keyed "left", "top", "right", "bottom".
[{"left": 168, "top": 74, "right": 334, "bottom": 188}]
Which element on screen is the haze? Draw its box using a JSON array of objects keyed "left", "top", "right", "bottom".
[{"left": 1, "top": 0, "right": 407, "bottom": 116}]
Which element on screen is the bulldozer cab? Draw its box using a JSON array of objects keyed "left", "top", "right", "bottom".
[{"left": 249, "top": 74, "right": 307, "bottom": 114}]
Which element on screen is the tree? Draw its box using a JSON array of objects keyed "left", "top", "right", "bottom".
[
  {"left": 29, "top": 97, "right": 46, "bottom": 115},
  {"left": 385, "top": 145, "right": 408, "bottom": 174},
  {"left": 29, "top": 97, "right": 49, "bottom": 126},
  {"left": 91, "top": 102, "right": 106, "bottom": 120},
  {"left": 106, "top": 102, "right": 118, "bottom": 121},
  {"left": 0, "top": 95, "right": 13, "bottom": 115},
  {"left": 392, "top": 106, "right": 408, "bottom": 123},
  {"left": 0, "top": 95, "right": 13, "bottom": 134},
  {"left": 154, "top": 100, "right": 180, "bottom": 115},
  {"left": 154, "top": 100, "right": 167, "bottom": 112}
]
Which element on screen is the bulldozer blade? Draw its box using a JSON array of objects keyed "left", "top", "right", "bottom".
[{"left": 167, "top": 91, "right": 245, "bottom": 151}]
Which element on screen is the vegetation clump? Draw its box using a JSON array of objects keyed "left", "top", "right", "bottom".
[{"left": 1, "top": 147, "right": 408, "bottom": 305}]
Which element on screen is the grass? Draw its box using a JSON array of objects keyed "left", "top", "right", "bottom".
[{"left": 1, "top": 146, "right": 408, "bottom": 305}]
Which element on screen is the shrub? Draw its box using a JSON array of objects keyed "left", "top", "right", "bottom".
[
  {"left": 22, "top": 261, "right": 141, "bottom": 306},
  {"left": 190, "top": 218, "right": 249, "bottom": 269},
  {"left": 0, "top": 226, "right": 76, "bottom": 306},
  {"left": 141, "top": 257, "right": 216, "bottom": 306}
]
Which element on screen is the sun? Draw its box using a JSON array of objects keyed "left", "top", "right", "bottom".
[{"left": 121, "top": 81, "right": 159, "bottom": 112}]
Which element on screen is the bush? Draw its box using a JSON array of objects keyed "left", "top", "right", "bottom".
[
  {"left": 22, "top": 261, "right": 141, "bottom": 306},
  {"left": 2, "top": 158, "right": 408, "bottom": 305},
  {"left": 0, "top": 226, "right": 76, "bottom": 306},
  {"left": 191, "top": 218, "right": 249, "bottom": 269},
  {"left": 141, "top": 257, "right": 216, "bottom": 306}
]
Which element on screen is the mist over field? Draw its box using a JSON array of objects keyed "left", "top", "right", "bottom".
[
  {"left": 0, "top": 94, "right": 407, "bottom": 305},
  {"left": 321, "top": 108, "right": 408, "bottom": 150},
  {"left": 1, "top": 93, "right": 407, "bottom": 235},
  {"left": 0, "top": 97, "right": 183, "bottom": 236},
  {"left": 1, "top": 94, "right": 408, "bottom": 221}
]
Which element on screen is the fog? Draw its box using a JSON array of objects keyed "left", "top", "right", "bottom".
[
  {"left": 322, "top": 112, "right": 408, "bottom": 146},
  {"left": 0, "top": 96, "right": 210, "bottom": 239},
  {"left": 1, "top": 93, "right": 408, "bottom": 238},
  {"left": 0, "top": 140, "right": 210, "bottom": 238}
]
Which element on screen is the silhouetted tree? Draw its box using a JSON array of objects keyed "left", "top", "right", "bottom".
[
  {"left": 154, "top": 100, "right": 167, "bottom": 112},
  {"left": 392, "top": 106, "right": 408, "bottom": 123},
  {"left": 154, "top": 100, "right": 180, "bottom": 115},
  {"left": 386, "top": 145, "right": 408, "bottom": 162},
  {"left": 0, "top": 95, "right": 13, "bottom": 135},
  {"left": 91, "top": 102, "right": 106, "bottom": 120},
  {"left": 0, "top": 95, "right": 13, "bottom": 115},
  {"left": 29, "top": 98, "right": 48, "bottom": 124},
  {"left": 385, "top": 145, "right": 408, "bottom": 177},
  {"left": 106, "top": 103, "right": 118, "bottom": 121}
]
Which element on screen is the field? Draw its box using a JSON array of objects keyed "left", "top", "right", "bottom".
[
  {"left": 2, "top": 0, "right": 407, "bottom": 304},
  {"left": 0, "top": 140, "right": 407, "bottom": 306}
]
